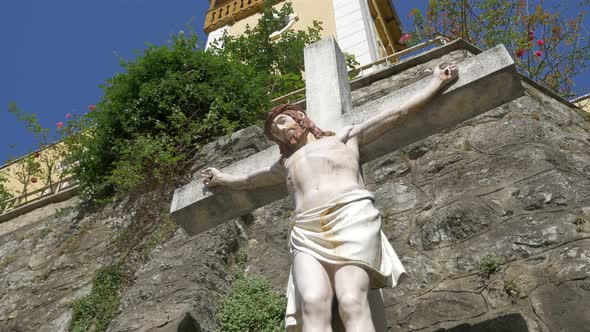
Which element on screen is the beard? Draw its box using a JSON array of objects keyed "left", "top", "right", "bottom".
[{"left": 287, "top": 126, "right": 306, "bottom": 146}]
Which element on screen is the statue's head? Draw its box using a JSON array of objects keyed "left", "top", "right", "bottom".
[{"left": 264, "top": 103, "right": 334, "bottom": 163}]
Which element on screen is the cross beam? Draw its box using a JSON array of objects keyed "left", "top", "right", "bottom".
[{"left": 170, "top": 37, "right": 524, "bottom": 236}]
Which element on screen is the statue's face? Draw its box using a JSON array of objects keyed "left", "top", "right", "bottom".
[{"left": 271, "top": 112, "right": 306, "bottom": 146}]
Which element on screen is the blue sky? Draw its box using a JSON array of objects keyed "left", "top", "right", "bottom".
[
  {"left": 0, "top": 1, "right": 588, "bottom": 164},
  {"left": 0, "top": 0, "right": 210, "bottom": 164}
]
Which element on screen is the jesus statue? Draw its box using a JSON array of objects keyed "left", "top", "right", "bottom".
[{"left": 201, "top": 62, "right": 459, "bottom": 331}]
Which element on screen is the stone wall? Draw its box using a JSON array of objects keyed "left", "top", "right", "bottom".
[
  {"left": 107, "top": 126, "right": 275, "bottom": 332},
  {"left": 244, "top": 50, "right": 590, "bottom": 331},
  {"left": 0, "top": 195, "right": 129, "bottom": 331},
  {"left": 0, "top": 126, "right": 272, "bottom": 332},
  {"left": 0, "top": 186, "right": 245, "bottom": 332}
]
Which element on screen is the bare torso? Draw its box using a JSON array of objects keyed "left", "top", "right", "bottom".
[
  {"left": 200, "top": 61, "right": 459, "bottom": 332},
  {"left": 284, "top": 134, "right": 364, "bottom": 212}
]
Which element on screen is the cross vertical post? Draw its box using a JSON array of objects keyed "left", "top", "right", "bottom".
[
  {"left": 170, "top": 39, "right": 524, "bottom": 236},
  {"left": 303, "top": 37, "right": 352, "bottom": 131}
]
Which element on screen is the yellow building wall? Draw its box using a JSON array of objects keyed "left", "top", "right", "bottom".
[
  {"left": 223, "top": 0, "right": 337, "bottom": 40},
  {"left": 206, "top": 0, "right": 406, "bottom": 67},
  {"left": 0, "top": 142, "right": 69, "bottom": 201},
  {"left": 576, "top": 95, "right": 590, "bottom": 113}
]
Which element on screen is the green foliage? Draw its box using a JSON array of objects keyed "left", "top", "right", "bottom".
[
  {"left": 0, "top": 173, "right": 13, "bottom": 210},
  {"left": 0, "top": 255, "right": 16, "bottom": 271},
  {"left": 503, "top": 278, "right": 521, "bottom": 301},
  {"left": 234, "top": 250, "right": 248, "bottom": 271},
  {"left": 573, "top": 214, "right": 587, "bottom": 232},
  {"left": 8, "top": 102, "right": 70, "bottom": 193},
  {"left": 407, "top": 0, "right": 590, "bottom": 97},
  {"left": 344, "top": 52, "right": 362, "bottom": 80},
  {"left": 475, "top": 253, "right": 504, "bottom": 279},
  {"left": 66, "top": 32, "right": 271, "bottom": 200},
  {"left": 11, "top": 154, "right": 42, "bottom": 198},
  {"left": 38, "top": 228, "right": 52, "bottom": 238},
  {"left": 216, "top": 273, "right": 287, "bottom": 332},
  {"left": 9, "top": 1, "right": 326, "bottom": 203},
  {"left": 8, "top": 102, "right": 49, "bottom": 144},
  {"left": 210, "top": 0, "right": 323, "bottom": 98},
  {"left": 70, "top": 266, "right": 122, "bottom": 332},
  {"left": 55, "top": 206, "right": 76, "bottom": 219}
]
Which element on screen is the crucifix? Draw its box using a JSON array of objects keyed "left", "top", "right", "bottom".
[{"left": 171, "top": 37, "right": 524, "bottom": 331}]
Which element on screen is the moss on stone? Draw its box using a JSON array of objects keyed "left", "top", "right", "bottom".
[
  {"left": 69, "top": 265, "right": 122, "bottom": 332},
  {"left": 475, "top": 253, "right": 504, "bottom": 279}
]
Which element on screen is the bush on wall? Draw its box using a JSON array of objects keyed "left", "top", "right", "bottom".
[
  {"left": 66, "top": 33, "right": 271, "bottom": 200},
  {"left": 8, "top": 1, "right": 327, "bottom": 204},
  {"left": 216, "top": 273, "right": 287, "bottom": 332}
]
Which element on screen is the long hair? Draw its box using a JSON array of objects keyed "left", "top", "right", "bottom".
[{"left": 264, "top": 104, "right": 335, "bottom": 164}]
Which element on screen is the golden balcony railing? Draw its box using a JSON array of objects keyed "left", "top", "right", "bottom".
[
  {"left": 1, "top": 176, "right": 79, "bottom": 220},
  {"left": 204, "top": 0, "right": 270, "bottom": 34}
]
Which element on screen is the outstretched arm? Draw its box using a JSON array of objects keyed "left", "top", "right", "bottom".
[
  {"left": 349, "top": 62, "right": 459, "bottom": 146},
  {"left": 201, "top": 161, "right": 285, "bottom": 190}
]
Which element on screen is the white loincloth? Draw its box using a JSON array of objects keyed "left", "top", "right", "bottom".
[{"left": 285, "top": 189, "right": 407, "bottom": 330}]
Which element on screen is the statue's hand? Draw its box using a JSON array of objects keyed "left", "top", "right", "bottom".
[
  {"left": 434, "top": 62, "right": 459, "bottom": 85},
  {"left": 201, "top": 167, "right": 227, "bottom": 187}
]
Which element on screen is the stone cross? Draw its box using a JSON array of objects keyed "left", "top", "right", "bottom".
[{"left": 170, "top": 37, "right": 524, "bottom": 235}]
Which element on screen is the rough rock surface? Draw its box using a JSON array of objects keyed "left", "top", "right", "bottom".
[
  {"left": 0, "top": 196, "right": 122, "bottom": 332},
  {"left": 1, "top": 46, "right": 589, "bottom": 332},
  {"left": 108, "top": 126, "right": 273, "bottom": 332},
  {"left": 245, "top": 49, "right": 590, "bottom": 332},
  {"left": 106, "top": 222, "right": 243, "bottom": 332},
  {"left": 0, "top": 128, "right": 270, "bottom": 331}
]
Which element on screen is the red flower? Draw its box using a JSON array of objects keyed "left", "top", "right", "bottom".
[
  {"left": 88, "top": 104, "right": 96, "bottom": 111},
  {"left": 399, "top": 33, "right": 411, "bottom": 44},
  {"left": 529, "top": 35, "right": 535, "bottom": 41},
  {"left": 57, "top": 121, "right": 64, "bottom": 129},
  {"left": 535, "top": 50, "right": 542, "bottom": 57},
  {"left": 451, "top": 29, "right": 459, "bottom": 36},
  {"left": 31, "top": 177, "right": 38, "bottom": 184},
  {"left": 537, "top": 39, "right": 544, "bottom": 47},
  {"left": 65, "top": 113, "right": 72, "bottom": 119},
  {"left": 34, "top": 152, "right": 40, "bottom": 158},
  {"left": 515, "top": 49, "right": 525, "bottom": 58}
]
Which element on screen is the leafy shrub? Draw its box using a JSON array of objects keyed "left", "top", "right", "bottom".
[
  {"left": 65, "top": 33, "right": 271, "bottom": 200},
  {"left": 210, "top": 1, "right": 322, "bottom": 99},
  {"left": 8, "top": 3, "right": 328, "bottom": 205},
  {"left": 573, "top": 214, "right": 587, "bottom": 232},
  {"left": 211, "top": 1, "right": 358, "bottom": 98},
  {"left": 0, "top": 173, "right": 13, "bottom": 210},
  {"left": 503, "top": 278, "right": 521, "bottom": 301},
  {"left": 7, "top": 1, "right": 330, "bottom": 203},
  {"left": 408, "top": 0, "right": 590, "bottom": 98},
  {"left": 475, "top": 253, "right": 504, "bottom": 279},
  {"left": 216, "top": 274, "right": 287, "bottom": 332},
  {"left": 70, "top": 266, "right": 122, "bottom": 332}
]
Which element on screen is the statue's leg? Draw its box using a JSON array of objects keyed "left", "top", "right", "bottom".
[
  {"left": 293, "top": 251, "right": 334, "bottom": 332},
  {"left": 333, "top": 264, "right": 375, "bottom": 332}
]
